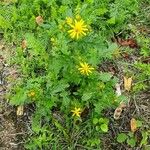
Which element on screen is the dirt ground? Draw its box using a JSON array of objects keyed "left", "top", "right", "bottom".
[{"left": 0, "top": 40, "right": 31, "bottom": 150}]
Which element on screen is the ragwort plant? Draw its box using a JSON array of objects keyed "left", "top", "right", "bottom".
[{"left": 0, "top": 0, "right": 140, "bottom": 149}]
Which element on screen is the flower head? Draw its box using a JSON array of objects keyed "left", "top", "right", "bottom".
[
  {"left": 28, "top": 91, "right": 35, "bottom": 98},
  {"left": 66, "top": 17, "right": 73, "bottom": 26},
  {"left": 78, "top": 62, "right": 94, "bottom": 76},
  {"left": 71, "top": 107, "right": 82, "bottom": 117},
  {"left": 50, "top": 37, "right": 57, "bottom": 46},
  {"left": 68, "top": 19, "right": 88, "bottom": 39}
]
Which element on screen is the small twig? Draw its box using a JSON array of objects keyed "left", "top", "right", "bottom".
[
  {"left": 133, "top": 94, "right": 140, "bottom": 116},
  {"left": 76, "top": 144, "right": 96, "bottom": 150},
  {"left": 9, "top": 141, "right": 25, "bottom": 146},
  {"left": 7, "top": 132, "right": 26, "bottom": 136}
]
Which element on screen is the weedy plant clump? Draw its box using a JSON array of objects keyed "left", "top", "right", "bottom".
[{"left": 0, "top": 0, "right": 149, "bottom": 149}]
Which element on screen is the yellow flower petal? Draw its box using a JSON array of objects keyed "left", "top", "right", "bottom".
[
  {"left": 67, "top": 18, "right": 88, "bottom": 39},
  {"left": 78, "top": 62, "right": 94, "bottom": 76},
  {"left": 71, "top": 107, "right": 82, "bottom": 117}
]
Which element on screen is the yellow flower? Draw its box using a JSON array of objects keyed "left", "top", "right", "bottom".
[
  {"left": 71, "top": 107, "right": 82, "bottom": 117},
  {"left": 28, "top": 91, "right": 35, "bottom": 97},
  {"left": 78, "top": 62, "right": 94, "bottom": 76},
  {"left": 50, "top": 37, "right": 57, "bottom": 46},
  {"left": 66, "top": 17, "right": 73, "bottom": 25},
  {"left": 50, "top": 38, "right": 55, "bottom": 42},
  {"left": 113, "top": 49, "right": 121, "bottom": 58},
  {"left": 68, "top": 19, "right": 88, "bottom": 39}
]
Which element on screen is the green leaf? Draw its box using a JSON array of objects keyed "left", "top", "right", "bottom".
[
  {"left": 128, "top": 132, "right": 134, "bottom": 137},
  {"left": 87, "top": 138, "right": 100, "bottom": 147},
  {"left": 99, "top": 118, "right": 104, "bottom": 123},
  {"left": 51, "top": 80, "right": 69, "bottom": 94},
  {"left": 97, "top": 7, "right": 108, "bottom": 15},
  {"left": 99, "top": 118, "right": 109, "bottom": 124},
  {"left": 91, "top": 138, "right": 100, "bottom": 146},
  {"left": 53, "top": 119, "right": 68, "bottom": 139},
  {"left": 107, "top": 17, "right": 116, "bottom": 24},
  {"left": 40, "top": 24, "right": 51, "bottom": 29},
  {"left": 86, "top": 0, "right": 94, "bottom": 4},
  {"left": 98, "top": 43, "right": 118, "bottom": 59},
  {"left": 117, "top": 133, "right": 128, "bottom": 143},
  {"left": 10, "top": 88, "right": 27, "bottom": 105},
  {"left": 117, "top": 95, "right": 128, "bottom": 103},
  {"left": 93, "top": 118, "right": 99, "bottom": 125},
  {"left": 127, "top": 138, "right": 136, "bottom": 147},
  {"left": 94, "top": 102, "right": 104, "bottom": 114},
  {"left": 99, "top": 72, "right": 112, "bottom": 82},
  {"left": 0, "top": 16, "right": 10, "bottom": 29},
  {"left": 32, "top": 115, "right": 41, "bottom": 133},
  {"left": 88, "top": 48, "right": 99, "bottom": 65},
  {"left": 61, "top": 92, "right": 70, "bottom": 108},
  {"left": 136, "top": 120, "right": 143, "bottom": 127},
  {"left": 96, "top": 126, "right": 100, "bottom": 131},
  {"left": 140, "top": 131, "right": 148, "bottom": 147},
  {"left": 82, "top": 92, "right": 92, "bottom": 102},
  {"left": 25, "top": 33, "right": 45, "bottom": 55},
  {"left": 100, "top": 124, "right": 108, "bottom": 132}
]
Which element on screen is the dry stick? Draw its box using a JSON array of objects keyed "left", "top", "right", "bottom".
[
  {"left": 133, "top": 94, "right": 140, "bottom": 116},
  {"left": 9, "top": 141, "right": 25, "bottom": 146},
  {"left": 7, "top": 132, "right": 26, "bottom": 136},
  {"left": 110, "top": 122, "right": 117, "bottom": 137},
  {"left": 76, "top": 144, "right": 96, "bottom": 150}
]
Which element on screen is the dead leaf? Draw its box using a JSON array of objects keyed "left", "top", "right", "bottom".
[
  {"left": 138, "top": 26, "right": 150, "bottom": 34},
  {"left": 119, "top": 102, "right": 127, "bottom": 109},
  {"left": 114, "top": 107, "right": 122, "bottom": 120},
  {"left": 114, "top": 102, "right": 127, "bottom": 120},
  {"left": 81, "top": 107, "right": 89, "bottom": 118},
  {"left": 108, "top": 66, "right": 116, "bottom": 75},
  {"left": 36, "top": 16, "right": 44, "bottom": 25},
  {"left": 124, "top": 76, "right": 132, "bottom": 91},
  {"left": 112, "top": 36, "right": 138, "bottom": 49},
  {"left": 0, "top": 44, "right": 4, "bottom": 50},
  {"left": 130, "top": 118, "right": 137, "bottom": 132},
  {"left": 117, "top": 38, "right": 138, "bottom": 48},
  {"left": 16, "top": 105, "right": 24, "bottom": 116},
  {"left": 115, "top": 83, "right": 121, "bottom": 96},
  {"left": 21, "top": 39, "right": 27, "bottom": 49},
  {"left": 122, "top": 52, "right": 130, "bottom": 59}
]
